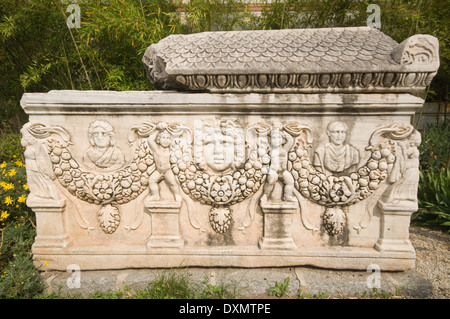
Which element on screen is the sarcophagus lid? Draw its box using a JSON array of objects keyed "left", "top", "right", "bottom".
[{"left": 143, "top": 27, "right": 439, "bottom": 93}]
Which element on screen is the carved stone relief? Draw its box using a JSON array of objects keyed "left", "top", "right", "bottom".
[
  {"left": 23, "top": 122, "right": 156, "bottom": 234},
  {"left": 21, "top": 119, "right": 421, "bottom": 238},
  {"left": 83, "top": 120, "right": 125, "bottom": 171},
  {"left": 143, "top": 28, "right": 439, "bottom": 93},
  {"left": 20, "top": 27, "right": 439, "bottom": 271},
  {"left": 312, "top": 121, "right": 360, "bottom": 176},
  {"left": 20, "top": 123, "right": 64, "bottom": 202}
]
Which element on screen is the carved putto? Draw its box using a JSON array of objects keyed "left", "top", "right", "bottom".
[{"left": 21, "top": 118, "right": 421, "bottom": 237}]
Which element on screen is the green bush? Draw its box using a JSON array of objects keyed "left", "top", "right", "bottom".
[
  {"left": 0, "top": 133, "right": 23, "bottom": 163},
  {"left": 0, "top": 155, "right": 42, "bottom": 298},
  {"left": 1, "top": 0, "right": 448, "bottom": 134},
  {"left": 0, "top": 218, "right": 43, "bottom": 298},
  {"left": 418, "top": 122, "right": 450, "bottom": 173},
  {"left": 413, "top": 121, "right": 450, "bottom": 231},
  {"left": 414, "top": 168, "right": 450, "bottom": 232}
]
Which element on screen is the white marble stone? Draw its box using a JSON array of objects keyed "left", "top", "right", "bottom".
[{"left": 20, "top": 28, "right": 439, "bottom": 271}]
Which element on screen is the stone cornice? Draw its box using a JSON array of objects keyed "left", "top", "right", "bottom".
[
  {"left": 143, "top": 27, "right": 440, "bottom": 93},
  {"left": 21, "top": 91, "right": 424, "bottom": 115}
]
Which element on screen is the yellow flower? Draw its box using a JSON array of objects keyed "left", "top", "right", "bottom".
[
  {"left": 4, "top": 196, "right": 13, "bottom": 206},
  {"left": 0, "top": 211, "right": 9, "bottom": 220},
  {"left": 18, "top": 195, "right": 27, "bottom": 203},
  {"left": 1, "top": 182, "right": 14, "bottom": 191},
  {"left": 8, "top": 169, "right": 16, "bottom": 177},
  {"left": 23, "top": 183, "right": 29, "bottom": 190},
  {"left": 14, "top": 160, "right": 24, "bottom": 167},
  {"left": 44, "top": 261, "right": 49, "bottom": 266},
  {"left": 0, "top": 162, "right": 6, "bottom": 169}
]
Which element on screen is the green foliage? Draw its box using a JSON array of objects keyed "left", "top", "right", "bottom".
[
  {"left": 132, "top": 271, "right": 197, "bottom": 299},
  {"left": 414, "top": 121, "right": 450, "bottom": 231},
  {"left": 0, "top": 133, "right": 24, "bottom": 163},
  {"left": 1, "top": 0, "right": 448, "bottom": 133},
  {"left": 0, "top": 153, "right": 41, "bottom": 298},
  {"left": 414, "top": 168, "right": 450, "bottom": 231},
  {"left": 198, "top": 274, "right": 240, "bottom": 299},
  {"left": 356, "top": 288, "right": 400, "bottom": 299},
  {"left": 268, "top": 277, "right": 290, "bottom": 297},
  {"left": 418, "top": 122, "right": 450, "bottom": 172},
  {"left": 130, "top": 271, "right": 240, "bottom": 299},
  {"left": 298, "top": 289, "right": 331, "bottom": 299},
  {"left": 0, "top": 219, "right": 44, "bottom": 298}
]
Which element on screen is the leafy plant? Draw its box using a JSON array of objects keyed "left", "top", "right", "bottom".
[
  {"left": 414, "top": 168, "right": 450, "bottom": 232},
  {"left": 199, "top": 274, "right": 240, "bottom": 299},
  {"left": 0, "top": 133, "right": 24, "bottom": 163},
  {"left": 0, "top": 219, "right": 43, "bottom": 298},
  {"left": 133, "top": 271, "right": 196, "bottom": 299},
  {"left": 418, "top": 122, "right": 450, "bottom": 173},
  {"left": 268, "top": 277, "right": 290, "bottom": 297},
  {"left": 0, "top": 160, "right": 30, "bottom": 232}
]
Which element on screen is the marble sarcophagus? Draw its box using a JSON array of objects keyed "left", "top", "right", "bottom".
[{"left": 21, "top": 27, "right": 439, "bottom": 271}]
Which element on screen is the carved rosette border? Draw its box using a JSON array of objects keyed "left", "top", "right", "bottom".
[{"left": 174, "top": 72, "right": 435, "bottom": 92}]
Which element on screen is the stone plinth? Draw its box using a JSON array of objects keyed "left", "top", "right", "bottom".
[
  {"left": 20, "top": 27, "right": 439, "bottom": 272},
  {"left": 28, "top": 197, "right": 69, "bottom": 249},
  {"left": 259, "top": 199, "right": 297, "bottom": 250},
  {"left": 375, "top": 200, "right": 416, "bottom": 253},
  {"left": 145, "top": 199, "right": 184, "bottom": 249}
]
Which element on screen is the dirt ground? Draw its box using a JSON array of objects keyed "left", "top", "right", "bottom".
[{"left": 409, "top": 225, "right": 449, "bottom": 299}]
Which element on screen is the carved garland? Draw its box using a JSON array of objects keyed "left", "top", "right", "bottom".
[
  {"left": 287, "top": 123, "right": 415, "bottom": 235},
  {"left": 25, "top": 123, "right": 156, "bottom": 234},
  {"left": 23, "top": 121, "right": 418, "bottom": 237},
  {"left": 169, "top": 122, "right": 271, "bottom": 233}
]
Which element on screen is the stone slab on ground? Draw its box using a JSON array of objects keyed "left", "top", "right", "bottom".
[{"left": 40, "top": 267, "right": 433, "bottom": 299}]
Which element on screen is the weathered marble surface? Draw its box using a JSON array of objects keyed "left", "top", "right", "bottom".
[
  {"left": 20, "top": 27, "right": 439, "bottom": 271},
  {"left": 20, "top": 91, "right": 425, "bottom": 271},
  {"left": 143, "top": 27, "right": 439, "bottom": 93}
]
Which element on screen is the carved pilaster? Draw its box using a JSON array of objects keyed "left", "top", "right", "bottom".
[
  {"left": 29, "top": 198, "right": 69, "bottom": 249},
  {"left": 145, "top": 199, "right": 184, "bottom": 249},
  {"left": 258, "top": 199, "right": 297, "bottom": 250},
  {"left": 374, "top": 200, "right": 416, "bottom": 253}
]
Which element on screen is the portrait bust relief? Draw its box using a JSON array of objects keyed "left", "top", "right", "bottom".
[
  {"left": 83, "top": 120, "right": 125, "bottom": 171},
  {"left": 313, "top": 121, "right": 360, "bottom": 176}
]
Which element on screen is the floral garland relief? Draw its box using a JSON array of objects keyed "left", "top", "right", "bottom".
[{"left": 22, "top": 120, "right": 419, "bottom": 237}]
